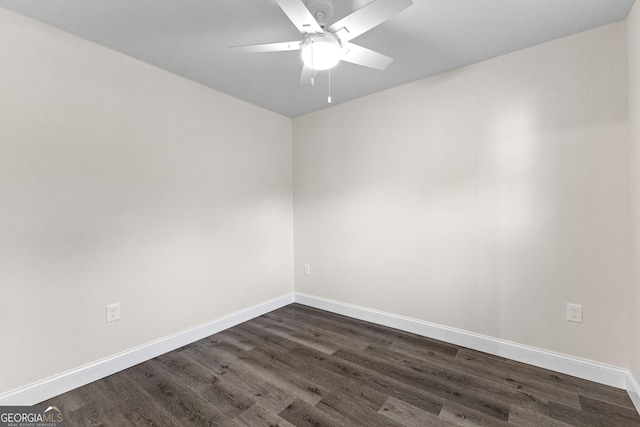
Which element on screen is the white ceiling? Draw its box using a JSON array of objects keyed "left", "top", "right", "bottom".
[{"left": 0, "top": 0, "right": 635, "bottom": 117}]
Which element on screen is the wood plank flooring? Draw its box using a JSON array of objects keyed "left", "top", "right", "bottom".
[{"left": 42, "top": 303, "right": 640, "bottom": 426}]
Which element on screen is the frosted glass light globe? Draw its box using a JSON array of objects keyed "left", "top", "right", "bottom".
[{"left": 301, "top": 35, "right": 340, "bottom": 70}]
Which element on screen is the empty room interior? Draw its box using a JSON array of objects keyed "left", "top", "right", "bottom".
[{"left": 2, "top": 0, "right": 640, "bottom": 425}]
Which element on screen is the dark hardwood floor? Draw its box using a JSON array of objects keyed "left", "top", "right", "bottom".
[{"left": 42, "top": 303, "right": 640, "bottom": 426}]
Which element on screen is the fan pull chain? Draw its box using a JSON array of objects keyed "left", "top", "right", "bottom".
[{"left": 328, "top": 69, "right": 332, "bottom": 104}]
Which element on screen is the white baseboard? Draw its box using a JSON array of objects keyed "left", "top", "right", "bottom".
[
  {"left": 294, "top": 292, "right": 639, "bottom": 412},
  {"left": 3, "top": 291, "right": 639, "bottom": 416},
  {"left": 0, "top": 292, "right": 295, "bottom": 406},
  {"left": 628, "top": 373, "right": 640, "bottom": 414}
]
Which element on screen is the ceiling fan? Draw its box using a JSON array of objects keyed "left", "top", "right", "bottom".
[{"left": 231, "top": 0, "right": 413, "bottom": 85}]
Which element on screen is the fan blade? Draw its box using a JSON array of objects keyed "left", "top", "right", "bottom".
[
  {"left": 300, "top": 64, "right": 319, "bottom": 85},
  {"left": 340, "top": 43, "right": 394, "bottom": 70},
  {"left": 328, "top": 0, "right": 412, "bottom": 43},
  {"left": 231, "top": 41, "right": 302, "bottom": 53},
  {"left": 275, "top": 0, "right": 324, "bottom": 35}
]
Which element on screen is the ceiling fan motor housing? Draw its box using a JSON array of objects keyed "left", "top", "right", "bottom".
[{"left": 305, "top": 0, "right": 334, "bottom": 23}]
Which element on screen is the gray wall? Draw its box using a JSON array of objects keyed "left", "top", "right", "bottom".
[
  {"left": 628, "top": 0, "right": 640, "bottom": 382},
  {"left": 293, "top": 22, "right": 631, "bottom": 367},
  {"left": 0, "top": 8, "right": 294, "bottom": 394}
]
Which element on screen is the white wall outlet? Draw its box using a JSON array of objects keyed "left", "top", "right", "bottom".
[
  {"left": 566, "top": 303, "right": 582, "bottom": 323},
  {"left": 106, "top": 303, "right": 120, "bottom": 323},
  {"left": 304, "top": 264, "right": 311, "bottom": 275}
]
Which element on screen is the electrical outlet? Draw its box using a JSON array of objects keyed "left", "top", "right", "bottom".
[
  {"left": 304, "top": 264, "right": 311, "bottom": 275},
  {"left": 566, "top": 303, "right": 582, "bottom": 323},
  {"left": 107, "top": 303, "right": 120, "bottom": 323}
]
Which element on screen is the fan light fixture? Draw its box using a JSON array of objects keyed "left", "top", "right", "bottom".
[
  {"left": 231, "top": 0, "right": 414, "bottom": 85},
  {"left": 301, "top": 35, "right": 341, "bottom": 70}
]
